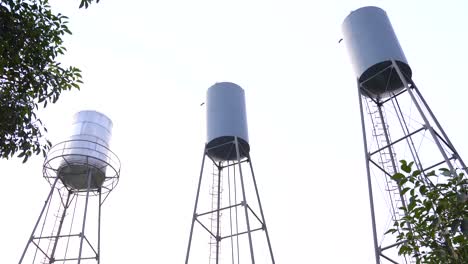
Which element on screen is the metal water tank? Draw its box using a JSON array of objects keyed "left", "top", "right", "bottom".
[
  {"left": 342, "top": 6, "right": 412, "bottom": 98},
  {"left": 206, "top": 82, "right": 250, "bottom": 160},
  {"left": 57, "top": 111, "right": 113, "bottom": 190}
]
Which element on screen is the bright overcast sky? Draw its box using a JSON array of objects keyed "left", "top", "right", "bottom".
[{"left": 1, "top": 0, "right": 468, "bottom": 263}]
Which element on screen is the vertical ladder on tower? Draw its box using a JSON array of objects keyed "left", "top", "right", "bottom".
[
  {"left": 370, "top": 101, "right": 417, "bottom": 264},
  {"left": 368, "top": 102, "right": 405, "bottom": 224},
  {"left": 209, "top": 163, "right": 222, "bottom": 263},
  {"left": 40, "top": 188, "right": 67, "bottom": 264}
]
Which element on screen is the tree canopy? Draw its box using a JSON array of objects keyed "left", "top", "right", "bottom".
[
  {"left": 0, "top": 0, "right": 97, "bottom": 162},
  {"left": 388, "top": 161, "right": 468, "bottom": 263}
]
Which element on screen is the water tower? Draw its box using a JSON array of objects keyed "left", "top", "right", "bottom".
[
  {"left": 185, "top": 82, "right": 275, "bottom": 263},
  {"left": 342, "top": 7, "right": 467, "bottom": 263},
  {"left": 19, "top": 111, "right": 121, "bottom": 264}
]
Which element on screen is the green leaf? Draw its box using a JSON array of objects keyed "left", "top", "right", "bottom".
[
  {"left": 453, "top": 235, "right": 465, "bottom": 244},
  {"left": 439, "top": 168, "right": 452, "bottom": 176},
  {"left": 402, "top": 163, "right": 412, "bottom": 173},
  {"left": 398, "top": 244, "right": 411, "bottom": 255},
  {"left": 402, "top": 187, "right": 411, "bottom": 195},
  {"left": 408, "top": 198, "right": 417, "bottom": 211},
  {"left": 392, "top": 173, "right": 406, "bottom": 182},
  {"left": 419, "top": 185, "right": 427, "bottom": 195}
]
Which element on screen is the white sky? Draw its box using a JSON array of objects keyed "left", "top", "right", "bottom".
[{"left": 1, "top": 0, "right": 468, "bottom": 263}]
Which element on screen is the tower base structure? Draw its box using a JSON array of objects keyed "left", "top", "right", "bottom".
[
  {"left": 18, "top": 140, "right": 120, "bottom": 264},
  {"left": 185, "top": 137, "right": 275, "bottom": 264},
  {"left": 357, "top": 60, "right": 467, "bottom": 264}
]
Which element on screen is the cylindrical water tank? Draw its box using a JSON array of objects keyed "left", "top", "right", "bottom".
[
  {"left": 206, "top": 82, "right": 250, "bottom": 160},
  {"left": 58, "top": 111, "right": 113, "bottom": 190},
  {"left": 342, "top": 6, "right": 412, "bottom": 98}
]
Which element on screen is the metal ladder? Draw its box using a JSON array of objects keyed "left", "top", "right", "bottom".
[
  {"left": 369, "top": 102, "right": 404, "bottom": 223},
  {"left": 209, "top": 163, "right": 222, "bottom": 263},
  {"left": 369, "top": 101, "right": 417, "bottom": 264},
  {"left": 40, "top": 190, "right": 67, "bottom": 264}
]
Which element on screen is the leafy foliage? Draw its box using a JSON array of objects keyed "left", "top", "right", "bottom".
[
  {"left": 0, "top": 0, "right": 83, "bottom": 162},
  {"left": 79, "top": 0, "right": 99, "bottom": 9},
  {"left": 387, "top": 160, "right": 468, "bottom": 263}
]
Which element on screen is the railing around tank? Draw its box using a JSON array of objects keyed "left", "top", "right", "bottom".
[{"left": 42, "top": 139, "right": 121, "bottom": 194}]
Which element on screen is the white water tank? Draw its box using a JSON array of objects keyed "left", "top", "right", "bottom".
[
  {"left": 206, "top": 82, "right": 250, "bottom": 160},
  {"left": 57, "top": 111, "right": 113, "bottom": 190},
  {"left": 342, "top": 6, "right": 412, "bottom": 98}
]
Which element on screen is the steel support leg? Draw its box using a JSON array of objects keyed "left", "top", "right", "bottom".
[
  {"left": 98, "top": 189, "right": 102, "bottom": 263},
  {"left": 216, "top": 162, "right": 222, "bottom": 264},
  {"left": 413, "top": 85, "right": 468, "bottom": 173},
  {"left": 246, "top": 154, "right": 275, "bottom": 263},
  {"left": 227, "top": 160, "right": 236, "bottom": 264},
  {"left": 18, "top": 177, "right": 60, "bottom": 264},
  {"left": 235, "top": 137, "right": 256, "bottom": 263},
  {"left": 78, "top": 170, "right": 93, "bottom": 264},
  {"left": 357, "top": 82, "right": 380, "bottom": 264},
  {"left": 391, "top": 60, "right": 456, "bottom": 173},
  {"left": 185, "top": 145, "right": 207, "bottom": 264}
]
